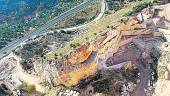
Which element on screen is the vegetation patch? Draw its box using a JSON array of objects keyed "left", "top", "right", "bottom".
[
  {"left": 157, "top": 64, "right": 166, "bottom": 80},
  {"left": 70, "top": 42, "right": 80, "bottom": 48},
  {"left": 106, "top": 0, "right": 135, "bottom": 11},
  {"left": 17, "top": 41, "right": 49, "bottom": 60},
  {"left": 52, "top": 0, "right": 100, "bottom": 29},
  {"left": 26, "top": 84, "right": 36, "bottom": 93},
  {"left": 15, "top": 30, "right": 77, "bottom": 61},
  {"left": 124, "top": 0, "right": 160, "bottom": 16},
  {"left": 0, "top": 0, "right": 84, "bottom": 49}
]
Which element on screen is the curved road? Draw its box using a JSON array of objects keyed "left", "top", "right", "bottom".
[
  {"left": 0, "top": 0, "right": 96, "bottom": 59},
  {"left": 60, "top": 0, "right": 106, "bottom": 31}
]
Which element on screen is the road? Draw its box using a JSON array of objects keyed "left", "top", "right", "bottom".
[
  {"left": 60, "top": 0, "right": 106, "bottom": 31},
  {"left": 0, "top": 0, "right": 96, "bottom": 59}
]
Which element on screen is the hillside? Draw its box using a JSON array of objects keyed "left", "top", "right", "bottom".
[{"left": 0, "top": 0, "right": 170, "bottom": 96}]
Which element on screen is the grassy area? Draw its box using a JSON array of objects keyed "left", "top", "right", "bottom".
[{"left": 47, "top": 0, "right": 155, "bottom": 60}]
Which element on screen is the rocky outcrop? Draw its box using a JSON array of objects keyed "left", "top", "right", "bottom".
[{"left": 54, "top": 61, "right": 97, "bottom": 87}]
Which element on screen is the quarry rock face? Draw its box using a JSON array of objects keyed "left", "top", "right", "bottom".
[
  {"left": 53, "top": 44, "right": 100, "bottom": 87},
  {"left": 67, "top": 44, "right": 92, "bottom": 64},
  {"left": 53, "top": 10, "right": 164, "bottom": 88}
]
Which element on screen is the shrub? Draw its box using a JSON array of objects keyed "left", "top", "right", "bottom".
[
  {"left": 157, "top": 64, "right": 166, "bottom": 80},
  {"left": 153, "top": 0, "right": 160, "bottom": 3},
  {"left": 76, "top": 43, "right": 80, "bottom": 47},
  {"left": 106, "top": 0, "right": 120, "bottom": 11},
  {"left": 70, "top": 44, "right": 75, "bottom": 48},
  {"left": 70, "top": 43, "right": 80, "bottom": 48},
  {"left": 20, "top": 60, "right": 27, "bottom": 66},
  {"left": 104, "top": 11, "right": 111, "bottom": 14},
  {"left": 85, "top": 37, "right": 89, "bottom": 40},
  {"left": 59, "top": 53, "right": 63, "bottom": 56},
  {"left": 54, "top": 53, "right": 58, "bottom": 59},
  {"left": 106, "top": 0, "right": 137, "bottom": 11},
  {"left": 124, "top": 2, "right": 152, "bottom": 17},
  {"left": 26, "top": 84, "right": 36, "bottom": 93}
]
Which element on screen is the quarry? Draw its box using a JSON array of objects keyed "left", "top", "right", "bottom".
[{"left": 0, "top": 0, "right": 170, "bottom": 96}]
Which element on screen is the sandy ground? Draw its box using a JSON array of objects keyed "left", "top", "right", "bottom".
[
  {"left": 15, "top": 57, "right": 48, "bottom": 93},
  {"left": 155, "top": 80, "right": 170, "bottom": 96},
  {"left": 0, "top": 53, "right": 48, "bottom": 93}
]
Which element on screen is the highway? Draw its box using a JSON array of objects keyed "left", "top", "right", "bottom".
[{"left": 0, "top": 0, "right": 96, "bottom": 59}]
